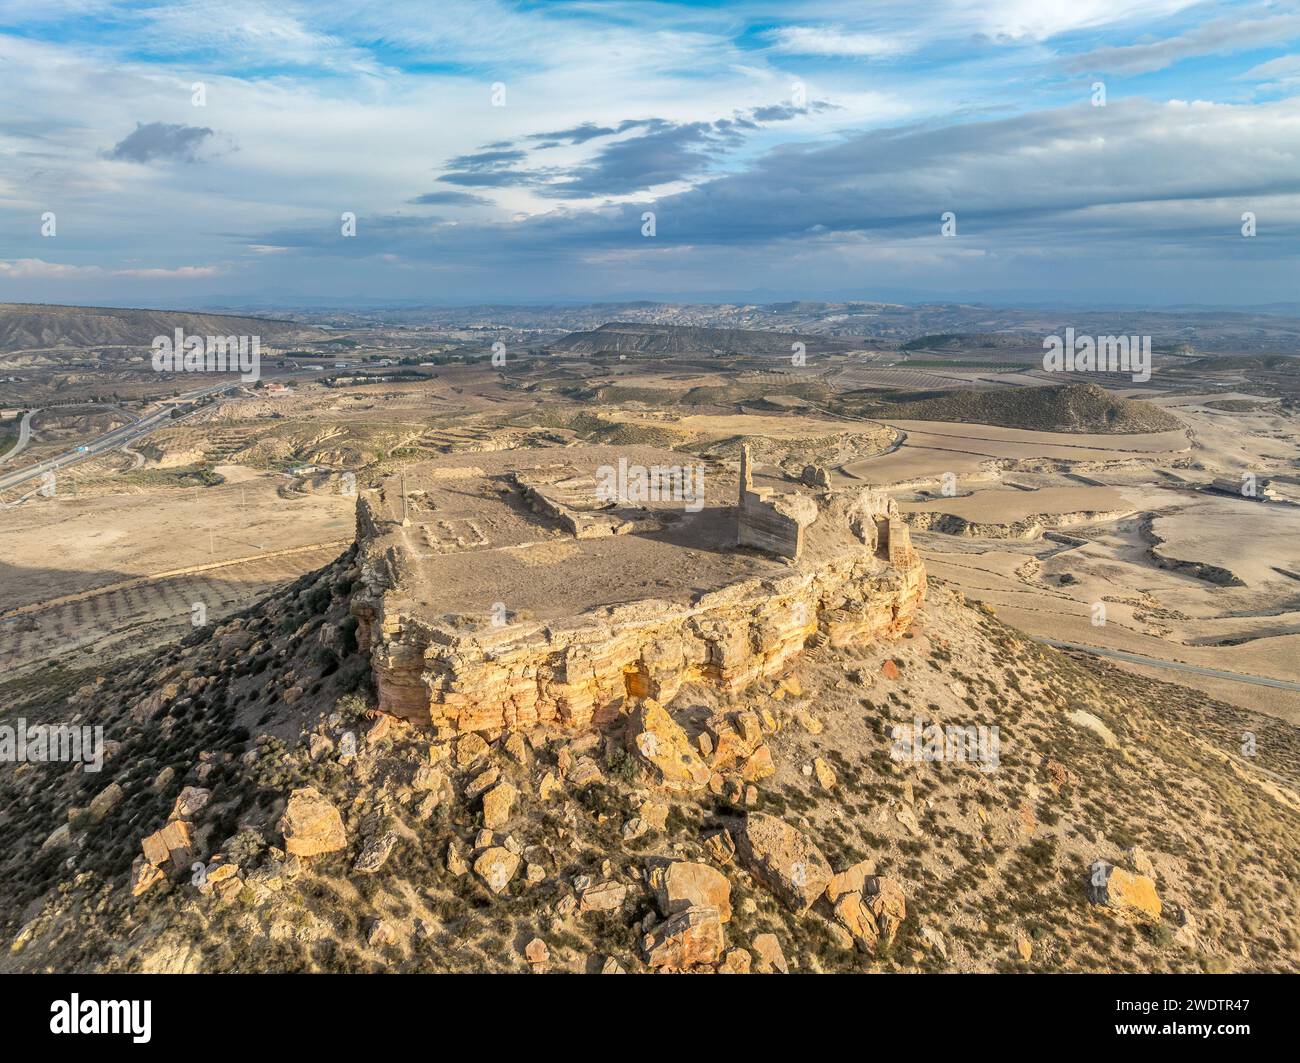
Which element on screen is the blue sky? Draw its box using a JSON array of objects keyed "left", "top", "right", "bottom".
[{"left": 1, "top": 0, "right": 1298, "bottom": 307}]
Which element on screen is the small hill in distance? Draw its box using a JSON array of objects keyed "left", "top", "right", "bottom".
[
  {"left": 549, "top": 322, "right": 849, "bottom": 357},
  {"left": 901, "top": 332, "right": 1038, "bottom": 352},
  {"left": 832, "top": 382, "right": 1183, "bottom": 434}
]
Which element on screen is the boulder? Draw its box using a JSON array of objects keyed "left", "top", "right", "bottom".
[
  {"left": 524, "top": 937, "right": 549, "bottom": 971},
  {"left": 832, "top": 892, "right": 879, "bottom": 952},
  {"left": 626, "top": 700, "right": 710, "bottom": 791},
  {"left": 579, "top": 881, "right": 628, "bottom": 912},
  {"left": 642, "top": 906, "right": 724, "bottom": 969},
  {"left": 752, "top": 933, "right": 789, "bottom": 974},
  {"left": 737, "top": 812, "right": 833, "bottom": 913},
  {"left": 278, "top": 787, "right": 347, "bottom": 858},
  {"left": 864, "top": 876, "right": 907, "bottom": 945},
  {"left": 141, "top": 819, "right": 194, "bottom": 871},
  {"left": 482, "top": 782, "right": 517, "bottom": 829},
  {"left": 703, "top": 829, "right": 736, "bottom": 866},
  {"left": 474, "top": 847, "right": 521, "bottom": 894},
  {"left": 649, "top": 860, "right": 732, "bottom": 922},
  {"left": 87, "top": 782, "right": 124, "bottom": 823},
  {"left": 825, "top": 858, "right": 875, "bottom": 905},
  {"left": 1087, "top": 861, "right": 1161, "bottom": 921},
  {"left": 168, "top": 786, "right": 211, "bottom": 821},
  {"left": 464, "top": 767, "right": 500, "bottom": 800}
]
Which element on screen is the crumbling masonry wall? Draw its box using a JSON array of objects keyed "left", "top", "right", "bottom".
[{"left": 737, "top": 445, "right": 818, "bottom": 560}]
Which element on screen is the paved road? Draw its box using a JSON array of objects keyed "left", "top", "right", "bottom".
[
  {"left": 1033, "top": 637, "right": 1300, "bottom": 692},
  {"left": 0, "top": 408, "right": 37, "bottom": 463},
  {"left": 0, "top": 381, "right": 236, "bottom": 494}
]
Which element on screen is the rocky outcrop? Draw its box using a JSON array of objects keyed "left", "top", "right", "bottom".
[
  {"left": 350, "top": 451, "right": 925, "bottom": 733},
  {"left": 278, "top": 787, "right": 347, "bottom": 858},
  {"left": 1087, "top": 860, "right": 1161, "bottom": 921}
]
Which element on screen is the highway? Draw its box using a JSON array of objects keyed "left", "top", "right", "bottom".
[
  {"left": 0, "top": 408, "right": 37, "bottom": 463},
  {"left": 1033, "top": 637, "right": 1300, "bottom": 692},
  {"left": 0, "top": 380, "right": 237, "bottom": 494}
]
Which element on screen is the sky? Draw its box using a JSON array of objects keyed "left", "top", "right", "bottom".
[{"left": 0, "top": 0, "right": 1298, "bottom": 308}]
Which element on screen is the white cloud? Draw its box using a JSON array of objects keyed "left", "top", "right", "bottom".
[
  {"left": 1067, "top": 13, "right": 1300, "bottom": 74},
  {"left": 0, "top": 259, "right": 223, "bottom": 279},
  {"left": 765, "top": 26, "right": 908, "bottom": 58}
]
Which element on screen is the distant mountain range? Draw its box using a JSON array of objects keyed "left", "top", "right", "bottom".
[{"left": 0, "top": 303, "right": 325, "bottom": 354}]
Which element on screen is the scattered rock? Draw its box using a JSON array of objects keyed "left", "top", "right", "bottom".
[
  {"left": 278, "top": 787, "right": 347, "bottom": 858},
  {"left": 524, "top": 937, "right": 549, "bottom": 971},
  {"left": 825, "top": 859, "right": 876, "bottom": 905},
  {"left": 751, "top": 933, "right": 789, "bottom": 974},
  {"left": 813, "top": 757, "right": 837, "bottom": 791},
  {"left": 504, "top": 733, "right": 529, "bottom": 765},
  {"left": 1126, "top": 845, "right": 1155, "bottom": 878},
  {"left": 368, "top": 920, "right": 396, "bottom": 947},
  {"left": 703, "top": 828, "right": 736, "bottom": 866},
  {"left": 456, "top": 733, "right": 490, "bottom": 770},
  {"left": 919, "top": 926, "right": 947, "bottom": 960},
  {"left": 41, "top": 823, "right": 72, "bottom": 851},
  {"left": 579, "top": 881, "right": 628, "bottom": 912},
  {"left": 719, "top": 947, "right": 752, "bottom": 974},
  {"left": 832, "top": 892, "right": 879, "bottom": 952},
  {"left": 464, "top": 767, "right": 500, "bottom": 800},
  {"left": 482, "top": 781, "right": 517, "bottom": 829},
  {"left": 130, "top": 856, "right": 165, "bottom": 897},
  {"left": 896, "top": 806, "right": 923, "bottom": 838},
  {"left": 474, "top": 847, "right": 521, "bottom": 894},
  {"left": 168, "top": 786, "right": 211, "bottom": 821},
  {"left": 1016, "top": 933, "right": 1033, "bottom": 962},
  {"left": 864, "top": 876, "right": 907, "bottom": 945},
  {"left": 353, "top": 831, "right": 399, "bottom": 874}
]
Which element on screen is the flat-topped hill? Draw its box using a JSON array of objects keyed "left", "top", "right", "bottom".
[
  {"left": 832, "top": 382, "right": 1183, "bottom": 434},
  {"left": 549, "top": 322, "right": 848, "bottom": 357}
]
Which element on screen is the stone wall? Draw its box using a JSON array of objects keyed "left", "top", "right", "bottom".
[
  {"left": 737, "top": 445, "right": 818, "bottom": 561},
  {"left": 350, "top": 468, "right": 927, "bottom": 734},
  {"left": 353, "top": 553, "right": 925, "bottom": 732}
]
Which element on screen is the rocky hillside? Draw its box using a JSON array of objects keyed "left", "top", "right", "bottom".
[
  {"left": 2, "top": 548, "right": 1296, "bottom": 974},
  {"left": 833, "top": 383, "right": 1183, "bottom": 434}
]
